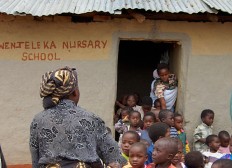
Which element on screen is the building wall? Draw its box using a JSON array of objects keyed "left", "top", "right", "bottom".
[{"left": 0, "top": 15, "right": 232, "bottom": 165}]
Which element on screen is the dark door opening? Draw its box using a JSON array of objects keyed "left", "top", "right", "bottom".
[{"left": 117, "top": 40, "right": 175, "bottom": 104}]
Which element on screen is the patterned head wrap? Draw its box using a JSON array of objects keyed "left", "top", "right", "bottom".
[{"left": 40, "top": 66, "right": 78, "bottom": 108}]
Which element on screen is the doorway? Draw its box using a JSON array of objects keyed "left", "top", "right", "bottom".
[{"left": 116, "top": 40, "right": 178, "bottom": 104}]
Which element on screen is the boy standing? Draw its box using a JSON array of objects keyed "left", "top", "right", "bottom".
[
  {"left": 141, "top": 112, "right": 156, "bottom": 144},
  {"left": 123, "top": 142, "right": 148, "bottom": 168},
  {"left": 159, "top": 109, "right": 178, "bottom": 138},
  {"left": 202, "top": 135, "right": 223, "bottom": 168},
  {"left": 121, "top": 131, "right": 141, "bottom": 161},
  {"left": 174, "top": 113, "right": 190, "bottom": 154},
  {"left": 146, "top": 123, "right": 170, "bottom": 165},
  {"left": 147, "top": 137, "right": 178, "bottom": 168},
  {"left": 185, "top": 151, "right": 205, "bottom": 168},
  {"left": 193, "top": 109, "right": 214, "bottom": 152}
]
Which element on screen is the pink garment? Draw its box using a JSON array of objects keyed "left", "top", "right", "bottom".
[{"left": 219, "top": 146, "right": 230, "bottom": 154}]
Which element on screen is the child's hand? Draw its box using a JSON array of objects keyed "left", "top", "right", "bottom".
[{"left": 122, "top": 115, "right": 129, "bottom": 122}]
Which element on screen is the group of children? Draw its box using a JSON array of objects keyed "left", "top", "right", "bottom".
[{"left": 113, "top": 94, "right": 232, "bottom": 168}]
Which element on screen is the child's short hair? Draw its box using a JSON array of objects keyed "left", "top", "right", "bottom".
[
  {"left": 212, "top": 159, "right": 232, "bottom": 168},
  {"left": 143, "top": 112, "right": 156, "bottom": 121},
  {"left": 218, "top": 130, "right": 230, "bottom": 139},
  {"left": 129, "top": 110, "right": 141, "bottom": 119},
  {"left": 157, "top": 63, "right": 169, "bottom": 74},
  {"left": 185, "top": 151, "right": 204, "bottom": 168},
  {"left": 122, "top": 131, "right": 140, "bottom": 142},
  {"left": 141, "top": 96, "right": 152, "bottom": 106},
  {"left": 201, "top": 109, "right": 214, "bottom": 119},
  {"left": 154, "top": 99, "right": 161, "bottom": 108},
  {"left": 126, "top": 94, "right": 138, "bottom": 102},
  {"left": 156, "top": 137, "right": 178, "bottom": 155},
  {"left": 174, "top": 113, "right": 182, "bottom": 118},
  {"left": 121, "top": 106, "right": 133, "bottom": 113},
  {"left": 205, "top": 134, "right": 218, "bottom": 146},
  {"left": 130, "top": 142, "right": 147, "bottom": 155},
  {"left": 148, "top": 122, "right": 169, "bottom": 142},
  {"left": 158, "top": 109, "right": 172, "bottom": 121},
  {"left": 118, "top": 106, "right": 133, "bottom": 119}
]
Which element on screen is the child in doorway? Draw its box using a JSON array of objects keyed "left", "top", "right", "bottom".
[
  {"left": 159, "top": 109, "right": 178, "bottom": 138},
  {"left": 116, "top": 94, "right": 144, "bottom": 119},
  {"left": 116, "top": 111, "right": 142, "bottom": 146},
  {"left": 146, "top": 122, "right": 170, "bottom": 165},
  {"left": 171, "top": 139, "right": 185, "bottom": 168},
  {"left": 141, "top": 112, "right": 156, "bottom": 144},
  {"left": 174, "top": 113, "right": 190, "bottom": 154},
  {"left": 140, "top": 96, "right": 153, "bottom": 116},
  {"left": 114, "top": 94, "right": 128, "bottom": 141},
  {"left": 121, "top": 131, "right": 141, "bottom": 161},
  {"left": 115, "top": 94, "right": 128, "bottom": 112},
  {"left": 151, "top": 99, "right": 161, "bottom": 122},
  {"left": 115, "top": 107, "right": 133, "bottom": 133},
  {"left": 193, "top": 109, "right": 214, "bottom": 152},
  {"left": 218, "top": 130, "right": 231, "bottom": 154},
  {"left": 147, "top": 137, "right": 178, "bottom": 168},
  {"left": 185, "top": 151, "right": 205, "bottom": 168},
  {"left": 202, "top": 135, "right": 223, "bottom": 168},
  {"left": 123, "top": 142, "right": 148, "bottom": 168}
]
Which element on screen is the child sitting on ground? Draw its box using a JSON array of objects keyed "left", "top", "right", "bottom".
[
  {"left": 123, "top": 142, "right": 148, "bottom": 168},
  {"left": 174, "top": 113, "right": 190, "bottom": 154},
  {"left": 185, "top": 151, "right": 204, "bottom": 168},
  {"left": 193, "top": 109, "right": 214, "bottom": 152},
  {"left": 147, "top": 137, "right": 178, "bottom": 168},
  {"left": 141, "top": 112, "right": 156, "bottom": 144},
  {"left": 218, "top": 130, "right": 231, "bottom": 154},
  {"left": 121, "top": 131, "right": 141, "bottom": 161},
  {"left": 171, "top": 139, "right": 185, "bottom": 168},
  {"left": 146, "top": 122, "right": 170, "bottom": 165},
  {"left": 151, "top": 99, "right": 161, "bottom": 122},
  {"left": 202, "top": 135, "right": 223, "bottom": 168},
  {"left": 159, "top": 109, "right": 178, "bottom": 138},
  {"left": 115, "top": 111, "right": 142, "bottom": 146}
]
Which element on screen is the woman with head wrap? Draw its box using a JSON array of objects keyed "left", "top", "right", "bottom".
[
  {"left": 30, "top": 66, "right": 126, "bottom": 168},
  {"left": 152, "top": 64, "right": 178, "bottom": 111}
]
